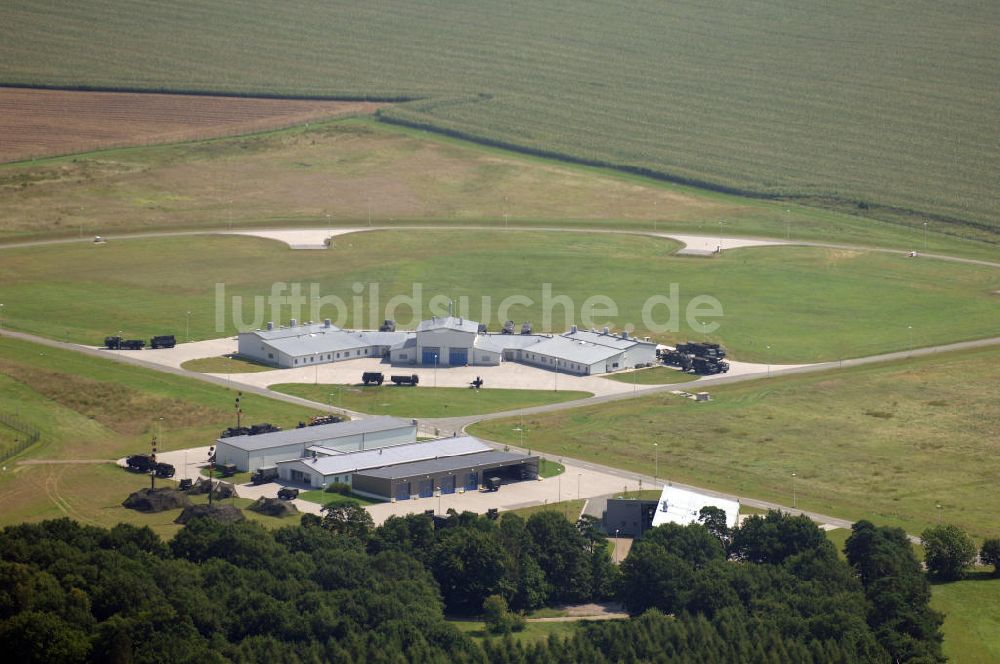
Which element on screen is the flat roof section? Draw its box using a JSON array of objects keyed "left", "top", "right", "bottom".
[
  {"left": 356, "top": 450, "right": 536, "bottom": 480},
  {"left": 650, "top": 485, "right": 741, "bottom": 529},
  {"left": 281, "top": 435, "right": 491, "bottom": 476},
  {"left": 216, "top": 416, "right": 415, "bottom": 452}
]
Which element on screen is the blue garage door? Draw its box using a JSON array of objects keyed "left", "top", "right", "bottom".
[
  {"left": 465, "top": 472, "right": 479, "bottom": 491},
  {"left": 449, "top": 348, "right": 468, "bottom": 366},
  {"left": 418, "top": 479, "right": 434, "bottom": 498},
  {"left": 440, "top": 475, "right": 456, "bottom": 494},
  {"left": 395, "top": 482, "right": 411, "bottom": 501},
  {"left": 422, "top": 347, "right": 440, "bottom": 365}
]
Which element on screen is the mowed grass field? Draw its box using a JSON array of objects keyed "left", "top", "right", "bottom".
[
  {"left": 2, "top": 231, "right": 998, "bottom": 363},
  {"left": 1, "top": 1, "right": 997, "bottom": 231},
  {"left": 0, "top": 336, "right": 316, "bottom": 536},
  {"left": 272, "top": 384, "right": 592, "bottom": 419},
  {"left": 469, "top": 346, "right": 1000, "bottom": 539},
  {"left": 931, "top": 574, "right": 1000, "bottom": 664},
  {"left": 7, "top": 118, "right": 989, "bottom": 261}
]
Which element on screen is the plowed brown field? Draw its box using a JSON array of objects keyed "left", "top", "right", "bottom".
[{"left": 0, "top": 88, "right": 383, "bottom": 162}]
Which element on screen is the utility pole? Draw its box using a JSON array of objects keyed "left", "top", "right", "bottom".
[
  {"left": 792, "top": 472, "right": 797, "bottom": 509},
  {"left": 235, "top": 392, "right": 242, "bottom": 429},
  {"left": 149, "top": 433, "right": 158, "bottom": 490},
  {"left": 654, "top": 442, "right": 658, "bottom": 485},
  {"left": 207, "top": 445, "right": 215, "bottom": 507}
]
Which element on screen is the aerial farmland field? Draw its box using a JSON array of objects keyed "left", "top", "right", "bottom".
[
  {"left": 1, "top": 0, "right": 997, "bottom": 233},
  {"left": 0, "top": 87, "right": 381, "bottom": 162}
]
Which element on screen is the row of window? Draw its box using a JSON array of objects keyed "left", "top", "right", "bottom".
[{"left": 292, "top": 348, "right": 370, "bottom": 365}]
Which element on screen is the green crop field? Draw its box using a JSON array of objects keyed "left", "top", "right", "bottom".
[
  {"left": 2, "top": 231, "right": 998, "bottom": 363},
  {"left": 272, "top": 384, "right": 592, "bottom": 419},
  {"left": 470, "top": 346, "right": 1000, "bottom": 539},
  {"left": 1, "top": 0, "right": 997, "bottom": 233},
  {"left": 0, "top": 336, "right": 316, "bottom": 535}
]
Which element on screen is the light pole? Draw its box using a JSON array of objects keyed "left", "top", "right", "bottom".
[
  {"left": 186, "top": 310, "right": 191, "bottom": 343},
  {"left": 367, "top": 197, "right": 372, "bottom": 226},
  {"left": 654, "top": 442, "right": 659, "bottom": 485},
  {"left": 785, "top": 209, "right": 791, "bottom": 240},
  {"left": 434, "top": 353, "right": 438, "bottom": 387},
  {"left": 718, "top": 219, "right": 724, "bottom": 252},
  {"left": 614, "top": 529, "right": 620, "bottom": 563},
  {"left": 577, "top": 473, "right": 581, "bottom": 500},
  {"left": 117, "top": 330, "right": 122, "bottom": 357},
  {"left": 0, "top": 303, "right": 4, "bottom": 329},
  {"left": 936, "top": 503, "right": 942, "bottom": 524},
  {"left": 923, "top": 222, "right": 928, "bottom": 252},
  {"left": 791, "top": 472, "right": 797, "bottom": 509},
  {"left": 766, "top": 344, "right": 771, "bottom": 378},
  {"left": 908, "top": 325, "right": 913, "bottom": 355}
]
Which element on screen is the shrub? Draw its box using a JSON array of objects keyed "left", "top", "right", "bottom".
[{"left": 325, "top": 482, "right": 351, "bottom": 495}]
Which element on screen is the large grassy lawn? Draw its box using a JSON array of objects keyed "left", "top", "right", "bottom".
[
  {"left": 605, "top": 367, "right": 700, "bottom": 385},
  {"left": 2, "top": 231, "right": 997, "bottom": 363},
  {"left": 470, "top": 346, "right": 1000, "bottom": 539},
  {"left": 931, "top": 574, "right": 1000, "bottom": 664},
  {"left": 271, "top": 383, "right": 591, "bottom": 419},
  {"left": 181, "top": 355, "right": 274, "bottom": 373},
  {"left": 0, "top": 336, "right": 316, "bottom": 534},
  {"left": 2, "top": 2, "right": 997, "bottom": 232}
]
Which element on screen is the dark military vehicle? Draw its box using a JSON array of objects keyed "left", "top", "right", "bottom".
[
  {"left": 154, "top": 462, "right": 175, "bottom": 479},
  {"left": 470, "top": 376, "right": 484, "bottom": 389},
  {"left": 660, "top": 342, "right": 730, "bottom": 375},
  {"left": 390, "top": 374, "right": 419, "bottom": 386},
  {"left": 126, "top": 454, "right": 154, "bottom": 473},
  {"left": 501, "top": 320, "right": 515, "bottom": 335},
  {"left": 277, "top": 487, "right": 299, "bottom": 500},
  {"left": 362, "top": 371, "right": 385, "bottom": 386},
  {"left": 484, "top": 476, "right": 502, "bottom": 492},
  {"left": 520, "top": 322, "right": 533, "bottom": 335},
  {"left": 220, "top": 423, "right": 281, "bottom": 438},
  {"left": 379, "top": 319, "right": 396, "bottom": 332},
  {"left": 150, "top": 335, "right": 176, "bottom": 349},
  {"left": 218, "top": 463, "right": 238, "bottom": 478},
  {"left": 105, "top": 336, "right": 145, "bottom": 350},
  {"left": 252, "top": 466, "right": 279, "bottom": 485}
]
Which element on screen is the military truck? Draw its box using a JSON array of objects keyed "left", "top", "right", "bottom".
[
  {"left": 390, "top": 374, "right": 419, "bottom": 386},
  {"left": 362, "top": 371, "right": 385, "bottom": 386},
  {"left": 277, "top": 487, "right": 299, "bottom": 500},
  {"left": 379, "top": 319, "right": 397, "bottom": 332},
  {"left": 220, "top": 423, "right": 281, "bottom": 438},
  {"left": 676, "top": 341, "right": 726, "bottom": 359},
  {"left": 149, "top": 335, "right": 176, "bottom": 349},
  {"left": 126, "top": 454, "right": 154, "bottom": 473},
  {"left": 252, "top": 466, "right": 279, "bottom": 485},
  {"left": 501, "top": 320, "right": 515, "bottom": 335},
  {"left": 520, "top": 322, "right": 533, "bottom": 335},
  {"left": 105, "top": 336, "right": 145, "bottom": 350},
  {"left": 660, "top": 342, "right": 730, "bottom": 375},
  {"left": 154, "top": 462, "right": 175, "bottom": 479},
  {"left": 484, "top": 476, "right": 502, "bottom": 492},
  {"left": 218, "top": 463, "right": 238, "bottom": 478}
]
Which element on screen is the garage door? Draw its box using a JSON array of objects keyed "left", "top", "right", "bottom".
[
  {"left": 465, "top": 472, "right": 479, "bottom": 491},
  {"left": 422, "top": 347, "right": 440, "bottom": 365},
  {"left": 418, "top": 479, "right": 434, "bottom": 498},
  {"left": 395, "top": 482, "right": 411, "bottom": 501},
  {"left": 448, "top": 348, "right": 468, "bottom": 366},
  {"left": 440, "top": 475, "right": 456, "bottom": 494}
]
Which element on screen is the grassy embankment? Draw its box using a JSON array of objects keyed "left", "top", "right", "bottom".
[
  {"left": 2, "top": 1, "right": 998, "bottom": 234},
  {"left": 470, "top": 346, "right": 1000, "bottom": 540},
  {"left": 0, "top": 336, "right": 317, "bottom": 537},
  {"left": 2, "top": 232, "right": 998, "bottom": 363},
  {"left": 181, "top": 355, "right": 274, "bottom": 373},
  {"left": 273, "top": 383, "right": 592, "bottom": 419}
]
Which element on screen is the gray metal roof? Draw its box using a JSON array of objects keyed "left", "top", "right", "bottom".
[
  {"left": 280, "top": 435, "right": 490, "bottom": 476},
  {"left": 477, "top": 333, "right": 546, "bottom": 351},
  {"left": 416, "top": 316, "right": 480, "bottom": 333},
  {"left": 524, "top": 335, "right": 623, "bottom": 364},
  {"left": 258, "top": 328, "right": 412, "bottom": 358},
  {"left": 563, "top": 329, "right": 654, "bottom": 350},
  {"left": 356, "top": 450, "right": 536, "bottom": 480},
  {"left": 215, "top": 416, "right": 415, "bottom": 451}
]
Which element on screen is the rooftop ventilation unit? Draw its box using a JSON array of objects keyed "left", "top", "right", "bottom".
[
  {"left": 290, "top": 319, "right": 297, "bottom": 327},
  {"left": 603, "top": 326, "right": 610, "bottom": 335},
  {"left": 266, "top": 321, "right": 274, "bottom": 331},
  {"left": 324, "top": 319, "right": 332, "bottom": 327},
  {"left": 570, "top": 325, "right": 578, "bottom": 333}
]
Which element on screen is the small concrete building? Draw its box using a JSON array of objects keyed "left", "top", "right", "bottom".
[
  {"left": 603, "top": 498, "right": 660, "bottom": 538},
  {"left": 276, "top": 435, "right": 501, "bottom": 489},
  {"left": 389, "top": 316, "right": 501, "bottom": 367},
  {"left": 213, "top": 416, "right": 417, "bottom": 472},
  {"left": 352, "top": 450, "right": 539, "bottom": 501}
]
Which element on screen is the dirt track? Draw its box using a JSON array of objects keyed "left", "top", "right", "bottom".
[{"left": 0, "top": 87, "right": 382, "bottom": 162}]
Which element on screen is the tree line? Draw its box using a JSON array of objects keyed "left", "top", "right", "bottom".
[{"left": 1, "top": 504, "right": 981, "bottom": 663}]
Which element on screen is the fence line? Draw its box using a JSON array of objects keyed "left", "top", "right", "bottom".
[{"left": 0, "top": 413, "right": 40, "bottom": 463}]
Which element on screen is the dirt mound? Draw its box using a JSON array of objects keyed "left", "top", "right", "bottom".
[
  {"left": 122, "top": 488, "right": 191, "bottom": 513},
  {"left": 185, "top": 478, "right": 238, "bottom": 499},
  {"left": 174, "top": 504, "right": 245, "bottom": 524},
  {"left": 248, "top": 497, "right": 299, "bottom": 518}
]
